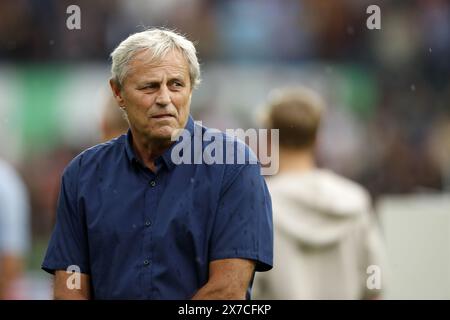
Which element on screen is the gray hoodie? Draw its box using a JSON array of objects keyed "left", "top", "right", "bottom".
[{"left": 253, "top": 169, "right": 387, "bottom": 299}]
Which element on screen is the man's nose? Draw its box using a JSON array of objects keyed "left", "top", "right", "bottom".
[{"left": 155, "top": 86, "right": 171, "bottom": 106}]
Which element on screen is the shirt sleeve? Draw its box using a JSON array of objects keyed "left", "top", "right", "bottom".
[
  {"left": 41, "top": 156, "right": 90, "bottom": 275},
  {"left": 209, "top": 163, "right": 273, "bottom": 272}
]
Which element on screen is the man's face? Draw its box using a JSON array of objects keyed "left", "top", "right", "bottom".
[{"left": 111, "top": 49, "right": 192, "bottom": 142}]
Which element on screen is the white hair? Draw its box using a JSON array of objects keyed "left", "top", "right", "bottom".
[{"left": 110, "top": 28, "right": 201, "bottom": 89}]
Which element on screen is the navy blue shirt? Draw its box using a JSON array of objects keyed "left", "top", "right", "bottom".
[{"left": 42, "top": 116, "right": 273, "bottom": 299}]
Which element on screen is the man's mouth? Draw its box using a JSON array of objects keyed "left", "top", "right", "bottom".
[{"left": 151, "top": 114, "right": 175, "bottom": 119}]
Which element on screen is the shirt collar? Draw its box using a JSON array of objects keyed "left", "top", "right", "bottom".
[{"left": 124, "top": 115, "right": 195, "bottom": 172}]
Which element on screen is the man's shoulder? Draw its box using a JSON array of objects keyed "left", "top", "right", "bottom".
[
  {"left": 269, "top": 169, "right": 371, "bottom": 211},
  {"left": 81, "top": 135, "right": 125, "bottom": 161},
  {"left": 189, "top": 122, "right": 262, "bottom": 190},
  {"left": 198, "top": 123, "right": 259, "bottom": 166},
  {"left": 313, "top": 169, "right": 372, "bottom": 212},
  {"left": 63, "top": 135, "right": 126, "bottom": 175},
  {"left": 321, "top": 170, "right": 370, "bottom": 199}
]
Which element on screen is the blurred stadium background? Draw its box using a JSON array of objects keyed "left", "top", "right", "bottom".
[{"left": 0, "top": 0, "right": 449, "bottom": 299}]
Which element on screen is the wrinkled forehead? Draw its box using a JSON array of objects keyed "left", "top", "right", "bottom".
[{"left": 129, "top": 48, "right": 189, "bottom": 73}]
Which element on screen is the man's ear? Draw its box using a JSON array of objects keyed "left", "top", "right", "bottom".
[{"left": 109, "top": 79, "right": 125, "bottom": 107}]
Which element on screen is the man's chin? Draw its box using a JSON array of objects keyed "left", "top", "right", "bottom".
[{"left": 148, "top": 126, "right": 177, "bottom": 141}]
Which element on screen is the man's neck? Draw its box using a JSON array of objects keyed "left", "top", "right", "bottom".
[
  {"left": 279, "top": 147, "right": 316, "bottom": 174},
  {"left": 131, "top": 129, "right": 173, "bottom": 172}
]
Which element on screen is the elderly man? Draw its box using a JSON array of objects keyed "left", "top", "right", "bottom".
[{"left": 42, "top": 28, "right": 273, "bottom": 300}]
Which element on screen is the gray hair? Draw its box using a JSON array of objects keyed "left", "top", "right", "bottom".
[{"left": 110, "top": 28, "right": 201, "bottom": 89}]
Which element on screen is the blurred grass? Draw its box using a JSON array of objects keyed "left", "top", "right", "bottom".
[{"left": 27, "top": 236, "right": 51, "bottom": 271}]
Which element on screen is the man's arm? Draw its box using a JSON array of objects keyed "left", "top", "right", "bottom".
[
  {"left": 192, "top": 258, "right": 255, "bottom": 300},
  {"left": 53, "top": 270, "right": 91, "bottom": 300}
]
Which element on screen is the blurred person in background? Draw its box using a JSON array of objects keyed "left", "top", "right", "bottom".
[
  {"left": 253, "top": 86, "right": 387, "bottom": 300},
  {"left": 100, "top": 96, "right": 129, "bottom": 142},
  {"left": 41, "top": 28, "right": 273, "bottom": 300},
  {"left": 0, "top": 159, "right": 30, "bottom": 299}
]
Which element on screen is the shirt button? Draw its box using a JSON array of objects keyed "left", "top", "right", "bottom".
[
  {"left": 144, "top": 260, "right": 151, "bottom": 266},
  {"left": 150, "top": 180, "right": 156, "bottom": 187},
  {"left": 145, "top": 220, "right": 152, "bottom": 227}
]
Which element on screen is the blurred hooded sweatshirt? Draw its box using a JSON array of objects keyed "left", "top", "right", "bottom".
[{"left": 253, "top": 169, "right": 387, "bottom": 300}]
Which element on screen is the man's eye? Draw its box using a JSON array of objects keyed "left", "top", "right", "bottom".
[
  {"left": 141, "top": 84, "right": 158, "bottom": 90},
  {"left": 172, "top": 81, "right": 183, "bottom": 87}
]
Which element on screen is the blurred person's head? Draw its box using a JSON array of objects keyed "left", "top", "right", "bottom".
[
  {"left": 262, "top": 86, "right": 325, "bottom": 172},
  {"left": 100, "top": 96, "right": 129, "bottom": 142},
  {"left": 109, "top": 28, "right": 201, "bottom": 144}
]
